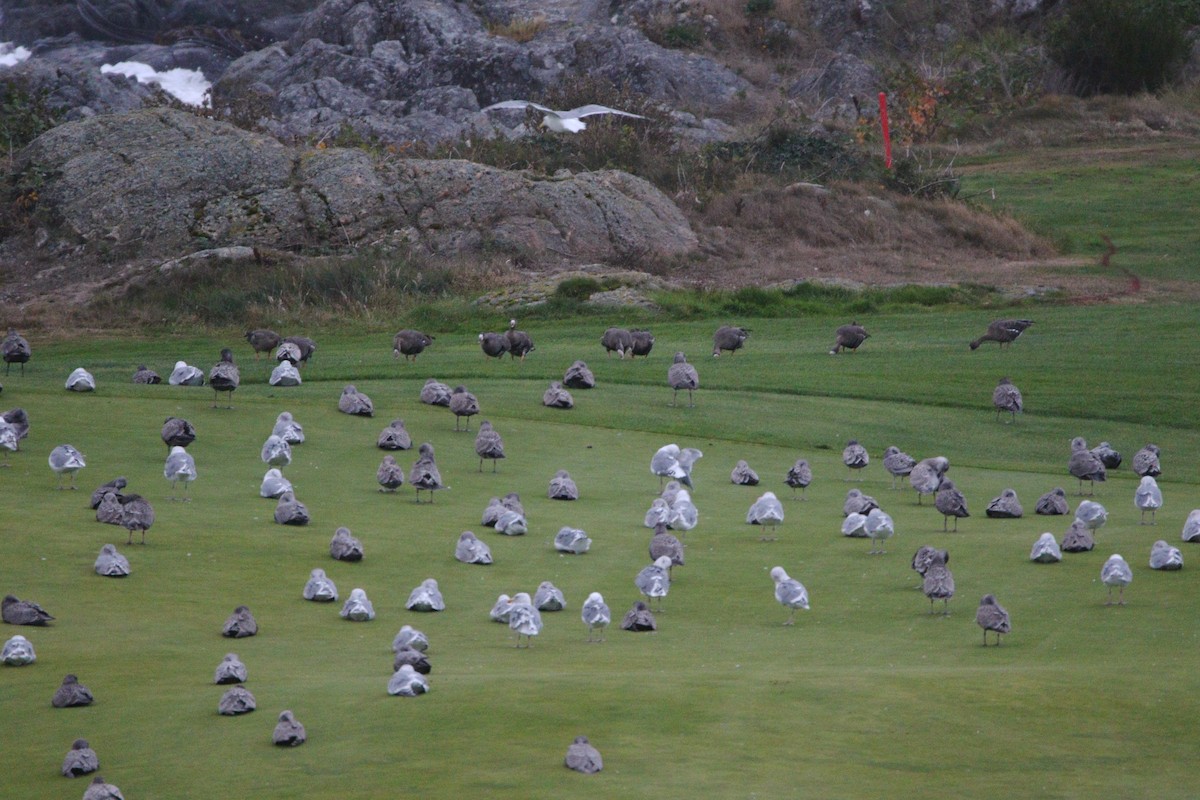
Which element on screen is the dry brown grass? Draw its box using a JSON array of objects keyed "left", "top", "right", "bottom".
[{"left": 485, "top": 15, "right": 547, "bottom": 43}]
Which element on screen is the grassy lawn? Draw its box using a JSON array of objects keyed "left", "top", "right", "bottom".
[{"left": 2, "top": 305, "right": 1199, "bottom": 798}]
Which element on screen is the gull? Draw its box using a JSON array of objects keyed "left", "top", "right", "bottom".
[
  {"left": 969, "top": 318, "right": 1033, "bottom": 350},
  {"left": 543, "top": 381, "right": 574, "bottom": 409},
  {"left": 1091, "top": 441, "right": 1122, "bottom": 469},
  {"left": 2, "top": 634, "right": 36, "bottom": 665},
  {"left": 784, "top": 458, "right": 812, "bottom": 499},
  {"left": 668, "top": 488, "right": 698, "bottom": 532},
  {"left": 1074, "top": 500, "right": 1107, "bottom": 533},
  {"left": 482, "top": 100, "right": 645, "bottom": 133},
  {"left": 222, "top": 605, "right": 258, "bottom": 638},
  {"left": 82, "top": 776, "right": 125, "bottom": 800},
  {"left": 164, "top": 445, "right": 196, "bottom": 500},
  {"left": 555, "top": 526, "right": 592, "bottom": 554},
  {"left": 1101, "top": 554, "right": 1133, "bottom": 605},
  {"left": 1181, "top": 509, "right": 1200, "bottom": 542},
  {"left": 272, "top": 710, "right": 306, "bottom": 746},
  {"left": 668, "top": 352, "right": 700, "bottom": 406},
  {"left": 330, "top": 526, "right": 364, "bottom": 561},
  {"left": 377, "top": 455, "right": 405, "bottom": 492},
  {"left": 565, "top": 736, "right": 604, "bottom": 773},
  {"left": 1030, "top": 532, "right": 1062, "bottom": 563},
  {"left": 244, "top": 329, "right": 280, "bottom": 359},
  {"left": 341, "top": 587, "right": 376, "bottom": 620},
  {"left": 922, "top": 551, "right": 955, "bottom": 614},
  {"left": 769, "top": 566, "right": 809, "bottom": 625},
  {"left": 208, "top": 348, "right": 239, "bottom": 408},
  {"left": 219, "top": 686, "right": 256, "bottom": 716},
  {"left": 601, "top": 327, "right": 633, "bottom": 358},
  {"left": 712, "top": 325, "right": 750, "bottom": 356},
  {"left": 65, "top": 367, "right": 96, "bottom": 392},
  {"left": 392, "top": 329, "right": 434, "bottom": 362},
  {"left": 132, "top": 364, "right": 160, "bottom": 384},
  {"left": 580, "top": 595, "right": 611, "bottom": 641},
  {"left": 61, "top": 739, "right": 98, "bottom": 778},
  {"left": 1134, "top": 475, "right": 1163, "bottom": 524},
  {"left": 272, "top": 412, "right": 305, "bottom": 444},
  {"left": 621, "top": 601, "right": 657, "bottom": 631},
  {"left": 648, "top": 522, "right": 683, "bottom": 575},
  {"left": 1068, "top": 436, "right": 1106, "bottom": 495},
  {"left": 992, "top": 376, "right": 1023, "bottom": 422},
  {"left": 393, "top": 645, "right": 431, "bottom": 674},
  {"left": 841, "top": 512, "right": 868, "bottom": 538},
  {"left": 1034, "top": 487, "right": 1069, "bottom": 515},
  {"left": 730, "top": 459, "right": 760, "bottom": 486},
  {"left": 985, "top": 488, "right": 1023, "bottom": 518},
  {"left": 911, "top": 546, "right": 948, "bottom": 588},
  {"left": 392, "top": 624, "right": 429, "bottom": 653},
  {"left": 842, "top": 440, "right": 869, "bottom": 480},
  {"left": 746, "top": 491, "right": 784, "bottom": 540},
  {"left": 534, "top": 580, "right": 566, "bottom": 611},
  {"left": 454, "top": 531, "right": 493, "bottom": 565},
  {"left": 563, "top": 360, "right": 595, "bottom": 389},
  {"left": 644, "top": 498, "right": 670, "bottom": 528},
  {"left": 1132, "top": 443, "right": 1162, "bottom": 477},
  {"left": 119, "top": 494, "right": 155, "bottom": 544},
  {"left": 935, "top": 479, "right": 969, "bottom": 531},
  {"left": 651, "top": 443, "right": 703, "bottom": 489},
  {"left": 338, "top": 384, "right": 374, "bottom": 417},
  {"left": 481, "top": 497, "right": 505, "bottom": 527},
  {"left": 168, "top": 360, "right": 204, "bottom": 386},
  {"left": 161, "top": 416, "right": 195, "bottom": 449},
  {"left": 2, "top": 328, "right": 31, "bottom": 374},
  {"left": 388, "top": 664, "right": 430, "bottom": 696},
  {"left": 882, "top": 446, "right": 916, "bottom": 490},
  {"left": 49, "top": 444, "right": 86, "bottom": 489},
  {"left": 843, "top": 488, "right": 878, "bottom": 516},
  {"left": 302, "top": 568, "right": 338, "bottom": 602},
  {"left": 548, "top": 469, "right": 579, "bottom": 500},
  {"left": 269, "top": 360, "right": 301, "bottom": 386},
  {"left": 0, "top": 416, "right": 17, "bottom": 465},
  {"left": 52, "top": 673, "right": 95, "bottom": 707},
  {"left": 490, "top": 594, "right": 514, "bottom": 624},
  {"left": 260, "top": 468, "right": 292, "bottom": 499},
  {"left": 975, "top": 594, "right": 1011, "bottom": 645},
  {"left": 409, "top": 443, "right": 447, "bottom": 503},
  {"left": 474, "top": 420, "right": 505, "bottom": 472},
  {"left": 2, "top": 594, "right": 54, "bottom": 625},
  {"left": 508, "top": 592, "right": 543, "bottom": 648},
  {"left": 3, "top": 407, "right": 29, "bottom": 448},
  {"left": 1061, "top": 520, "right": 1095, "bottom": 552},
  {"left": 214, "top": 653, "right": 247, "bottom": 684},
  {"left": 1149, "top": 539, "right": 1183, "bottom": 570},
  {"left": 864, "top": 508, "right": 895, "bottom": 554},
  {"left": 406, "top": 578, "right": 445, "bottom": 612},
  {"left": 273, "top": 491, "right": 309, "bottom": 525},
  {"left": 261, "top": 434, "right": 292, "bottom": 467},
  {"left": 94, "top": 543, "right": 131, "bottom": 577},
  {"left": 495, "top": 507, "right": 528, "bottom": 535},
  {"left": 909, "top": 456, "right": 949, "bottom": 505},
  {"left": 449, "top": 385, "right": 480, "bottom": 431},
  {"left": 377, "top": 419, "right": 411, "bottom": 450},
  {"left": 283, "top": 335, "right": 317, "bottom": 367},
  {"left": 420, "top": 378, "right": 453, "bottom": 406},
  {"left": 635, "top": 555, "right": 673, "bottom": 611}
]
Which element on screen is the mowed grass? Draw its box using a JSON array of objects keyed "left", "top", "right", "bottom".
[{"left": 2, "top": 305, "right": 1199, "bottom": 799}]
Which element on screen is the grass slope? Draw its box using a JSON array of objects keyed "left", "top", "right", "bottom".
[{"left": 2, "top": 306, "right": 1198, "bottom": 799}]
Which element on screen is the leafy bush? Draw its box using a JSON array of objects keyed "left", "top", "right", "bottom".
[
  {"left": 554, "top": 276, "right": 602, "bottom": 301},
  {"left": 1048, "top": 0, "right": 1197, "bottom": 95},
  {"left": 0, "top": 79, "right": 61, "bottom": 154}
]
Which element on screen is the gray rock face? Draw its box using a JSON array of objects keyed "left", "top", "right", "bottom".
[{"left": 15, "top": 108, "right": 696, "bottom": 265}]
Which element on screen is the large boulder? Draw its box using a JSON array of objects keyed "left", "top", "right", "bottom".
[{"left": 14, "top": 108, "right": 697, "bottom": 264}]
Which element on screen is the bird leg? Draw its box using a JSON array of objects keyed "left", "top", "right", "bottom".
[{"left": 492, "top": 460, "right": 498, "bottom": 473}]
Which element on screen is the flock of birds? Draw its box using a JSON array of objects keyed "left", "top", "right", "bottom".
[{"left": 2, "top": 314, "right": 1193, "bottom": 789}]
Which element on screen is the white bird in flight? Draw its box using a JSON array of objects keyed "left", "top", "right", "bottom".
[{"left": 482, "top": 100, "right": 646, "bottom": 133}]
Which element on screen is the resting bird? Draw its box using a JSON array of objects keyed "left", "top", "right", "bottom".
[
  {"left": 90, "top": 477, "right": 126, "bottom": 509},
  {"left": 630, "top": 329, "right": 655, "bottom": 357},
  {"left": 667, "top": 352, "right": 699, "bottom": 407},
  {"left": 81, "top": 776, "right": 124, "bottom": 800},
  {"left": 164, "top": 446, "right": 196, "bottom": 500},
  {"left": 392, "top": 624, "right": 429, "bottom": 653},
  {"left": 0, "top": 416, "right": 18, "bottom": 464},
  {"left": 392, "top": 645, "right": 431, "bottom": 674},
  {"left": 1068, "top": 437, "right": 1106, "bottom": 495},
  {"left": 843, "top": 488, "right": 878, "bottom": 516},
  {"left": 48, "top": 444, "right": 86, "bottom": 489},
  {"left": 94, "top": 543, "right": 130, "bottom": 577},
  {"left": 882, "top": 446, "right": 916, "bottom": 490},
  {"left": 1149, "top": 539, "right": 1183, "bottom": 571},
  {"left": 830, "top": 321, "right": 869, "bottom": 354},
  {"left": 2, "top": 633, "right": 35, "bottom": 664},
  {"left": 273, "top": 491, "right": 309, "bottom": 525},
  {"left": 478, "top": 331, "right": 510, "bottom": 360},
  {"left": 505, "top": 319, "right": 535, "bottom": 360},
  {"left": 377, "top": 419, "right": 411, "bottom": 450},
  {"left": 601, "top": 327, "right": 633, "bottom": 358},
  {"left": 1132, "top": 444, "right": 1162, "bottom": 477},
  {"left": 985, "top": 488, "right": 1023, "bottom": 518},
  {"left": 1091, "top": 441, "right": 1123, "bottom": 469},
  {"left": 377, "top": 455, "right": 405, "bottom": 492},
  {"left": 922, "top": 551, "right": 955, "bottom": 615},
  {"left": 2, "top": 594, "right": 54, "bottom": 625},
  {"left": 420, "top": 378, "right": 453, "bottom": 406},
  {"left": 449, "top": 386, "right": 480, "bottom": 431},
  {"left": 2, "top": 328, "right": 31, "bottom": 375},
  {"left": 1034, "top": 487, "right": 1069, "bottom": 515},
  {"left": 842, "top": 440, "right": 869, "bottom": 480},
  {"left": 1030, "top": 532, "right": 1062, "bottom": 563},
  {"left": 784, "top": 458, "right": 812, "bottom": 499},
  {"left": 244, "top": 328, "right": 280, "bottom": 359},
  {"left": 272, "top": 412, "right": 305, "bottom": 444},
  {"left": 935, "top": 479, "right": 969, "bottom": 531},
  {"left": 555, "top": 526, "right": 591, "bottom": 554},
  {"left": 282, "top": 335, "right": 316, "bottom": 366},
  {"left": 409, "top": 443, "right": 446, "bottom": 503},
  {"left": 1134, "top": 475, "right": 1162, "bottom": 524},
  {"left": 621, "top": 600, "right": 657, "bottom": 631},
  {"left": 1101, "top": 554, "right": 1133, "bottom": 605},
  {"left": 730, "top": 459, "right": 760, "bottom": 486},
  {"left": 454, "top": 531, "right": 493, "bottom": 565},
  {"left": 132, "top": 364, "right": 161, "bottom": 384},
  {"left": 975, "top": 594, "right": 1011, "bottom": 645},
  {"left": 508, "top": 592, "right": 542, "bottom": 647},
  {"left": 1181, "top": 509, "right": 1200, "bottom": 542},
  {"left": 543, "top": 381, "right": 574, "bottom": 409},
  {"left": 222, "top": 605, "right": 258, "bottom": 637},
  {"left": 341, "top": 588, "right": 376, "bottom": 620},
  {"left": 270, "top": 361, "right": 301, "bottom": 386},
  {"left": 563, "top": 360, "right": 595, "bottom": 389},
  {"left": 61, "top": 738, "right": 99, "bottom": 777},
  {"left": 712, "top": 325, "right": 749, "bottom": 356},
  {"left": 534, "top": 580, "right": 566, "bottom": 611},
  {"left": 208, "top": 348, "right": 239, "bottom": 408},
  {"left": 547, "top": 469, "right": 579, "bottom": 500},
  {"left": 1061, "top": 520, "right": 1095, "bottom": 552},
  {"left": 490, "top": 594, "right": 514, "bottom": 624},
  {"left": 474, "top": 420, "right": 505, "bottom": 472},
  {"left": 565, "top": 735, "right": 604, "bottom": 773},
  {"left": 406, "top": 578, "right": 445, "bottom": 612},
  {"left": 747, "top": 491, "right": 784, "bottom": 540},
  {"left": 392, "top": 329, "right": 434, "bottom": 361},
  {"left": 65, "top": 367, "right": 96, "bottom": 392},
  {"left": 992, "top": 376, "right": 1023, "bottom": 422},
  {"left": 214, "top": 653, "right": 248, "bottom": 684},
  {"left": 260, "top": 468, "right": 292, "bottom": 499},
  {"left": 770, "top": 566, "right": 809, "bottom": 625},
  {"left": 911, "top": 546, "right": 949, "bottom": 588},
  {"left": 969, "top": 319, "right": 1033, "bottom": 350},
  {"left": 261, "top": 434, "right": 292, "bottom": 468},
  {"left": 161, "top": 416, "right": 195, "bottom": 449},
  {"left": 272, "top": 710, "right": 306, "bottom": 746},
  {"left": 387, "top": 664, "right": 429, "bottom": 696},
  {"left": 168, "top": 360, "right": 204, "bottom": 386},
  {"left": 302, "top": 568, "right": 338, "bottom": 602},
  {"left": 3, "top": 407, "right": 29, "bottom": 446},
  {"left": 482, "top": 99, "right": 645, "bottom": 133},
  {"left": 338, "top": 384, "right": 374, "bottom": 417},
  {"left": 330, "top": 526, "right": 364, "bottom": 561}
]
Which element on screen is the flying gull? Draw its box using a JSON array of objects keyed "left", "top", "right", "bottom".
[{"left": 482, "top": 99, "right": 645, "bottom": 133}]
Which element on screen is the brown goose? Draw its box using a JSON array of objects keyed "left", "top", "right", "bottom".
[
  {"left": 630, "top": 329, "right": 655, "bottom": 358},
  {"left": 600, "top": 327, "right": 633, "bottom": 358},
  {"left": 712, "top": 325, "right": 749, "bottom": 357},
  {"left": 505, "top": 319, "right": 535, "bottom": 360},
  {"left": 392, "top": 329, "right": 434, "bottom": 361},
  {"left": 449, "top": 385, "right": 480, "bottom": 431},
  {"left": 829, "top": 321, "right": 869, "bottom": 355},
  {"left": 969, "top": 319, "right": 1033, "bottom": 350},
  {"left": 992, "top": 377, "right": 1023, "bottom": 422},
  {"left": 667, "top": 352, "right": 699, "bottom": 407},
  {"left": 244, "top": 329, "right": 280, "bottom": 359},
  {"left": 478, "top": 331, "right": 510, "bottom": 360},
  {"left": 975, "top": 594, "right": 1011, "bottom": 645}
]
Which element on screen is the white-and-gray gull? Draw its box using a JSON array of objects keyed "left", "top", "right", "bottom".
[
  {"left": 1181, "top": 509, "right": 1200, "bottom": 542},
  {"left": 548, "top": 469, "right": 579, "bottom": 500},
  {"left": 260, "top": 434, "right": 292, "bottom": 467},
  {"left": 1100, "top": 554, "right": 1133, "bottom": 605},
  {"left": 168, "top": 360, "right": 204, "bottom": 386},
  {"left": 489, "top": 594, "right": 514, "bottom": 624},
  {"left": 65, "top": 367, "right": 96, "bottom": 392},
  {"left": 1149, "top": 539, "right": 1183, "bottom": 570},
  {"left": 555, "top": 526, "right": 591, "bottom": 554},
  {"left": 565, "top": 735, "right": 604, "bottom": 773},
  {"left": 272, "top": 412, "right": 305, "bottom": 444},
  {"left": 635, "top": 555, "right": 673, "bottom": 611},
  {"left": 668, "top": 489, "right": 698, "bottom": 532},
  {"left": 482, "top": 99, "right": 645, "bottom": 133},
  {"left": 508, "top": 592, "right": 543, "bottom": 647},
  {"left": 268, "top": 361, "right": 301, "bottom": 386},
  {"left": 62, "top": 738, "right": 99, "bottom": 777},
  {"left": 163, "top": 445, "right": 196, "bottom": 500},
  {"left": 2, "top": 634, "right": 35, "bottom": 665},
  {"left": 303, "top": 568, "right": 338, "bottom": 601},
  {"left": 214, "top": 653, "right": 247, "bottom": 684},
  {"left": 747, "top": 491, "right": 784, "bottom": 540},
  {"left": 387, "top": 664, "right": 429, "bottom": 696},
  {"left": 985, "top": 488, "right": 1023, "bottom": 518},
  {"left": 651, "top": 443, "right": 703, "bottom": 489},
  {"left": 841, "top": 512, "right": 868, "bottom": 538},
  {"left": 1134, "top": 475, "right": 1162, "bottom": 524},
  {"left": 454, "top": 531, "right": 493, "bottom": 565},
  {"left": 48, "top": 444, "right": 86, "bottom": 489},
  {"left": 272, "top": 710, "right": 306, "bottom": 746},
  {"left": 1074, "top": 500, "right": 1107, "bottom": 533},
  {"left": 392, "top": 624, "right": 429, "bottom": 652},
  {"left": 260, "top": 468, "right": 292, "bottom": 499},
  {"left": 406, "top": 578, "right": 445, "bottom": 611},
  {"left": 377, "top": 455, "right": 405, "bottom": 492},
  {"left": 864, "top": 507, "right": 895, "bottom": 554},
  {"left": 94, "top": 543, "right": 130, "bottom": 577},
  {"left": 769, "top": 566, "right": 809, "bottom": 625},
  {"left": 581, "top": 593, "right": 610, "bottom": 642},
  {"left": 341, "top": 587, "right": 376, "bottom": 620},
  {"left": 534, "top": 580, "right": 566, "bottom": 611},
  {"left": 1030, "top": 532, "right": 1062, "bottom": 563}
]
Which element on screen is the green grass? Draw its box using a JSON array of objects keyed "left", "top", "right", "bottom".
[{"left": 2, "top": 305, "right": 1199, "bottom": 798}]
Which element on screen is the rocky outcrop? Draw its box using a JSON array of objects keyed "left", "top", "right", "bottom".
[{"left": 14, "top": 108, "right": 697, "bottom": 264}]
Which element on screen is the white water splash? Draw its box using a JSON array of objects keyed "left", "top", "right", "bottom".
[{"left": 100, "top": 61, "right": 211, "bottom": 107}]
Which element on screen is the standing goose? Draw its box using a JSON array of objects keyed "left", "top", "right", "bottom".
[
  {"left": 1101, "top": 554, "right": 1133, "bottom": 605},
  {"left": 543, "top": 381, "right": 574, "bottom": 409},
  {"left": 163, "top": 446, "right": 197, "bottom": 501},
  {"left": 161, "top": 416, "right": 196, "bottom": 449},
  {"left": 712, "top": 325, "right": 749, "bottom": 356},
  {"left": 2, "top": 328, "right": 31, "bottom": 374},
  {"left": 630, "top": 329, "right": 655, "bottom": 358},
  {"left": 409, "top": 442, "right": 448, "bottom": 501},
  {"left": 377, "top": 419, "right": 412, "bottom": 450},
  {"left": 975, "top": 594, "right": 1011, "bottom": 645},
  {"left": 260, "top": 469, "right": 291, "bottom": 499},
  {"left": 448, "top": 386, "right": 480, "bottom": 431},
  {"left": 376, "top": 455, "right": 405, "bottom": 492},
  {"left": 730, "top": 459, "right": 760, "bottom": 486},
  {"left": 330, "top": 526, "right": 364, "bottom": 561},
  {"left": 474, "top": 420, "right": 505, "bottom": 472},
  {"left": 746, "top": 491, "right": 785, "bottom": 540},
  {"left": 272, "top": 412, "right": 305, "bottom": 444},
  {"left": 985, "top": 488, "right": 1023, "bottom": 518},
  {"left": 48, "top": 444, "right": 86, "bottom": 490},
  {"left": 168, "top": 360, "right": 205, "bottom": 386},
  {"left": 1132, "top": 444, "right": 1162, "bottom": 477},
  {"left": 935, "top": 479, "right": 969, "bottom": 531},
  {"left": 392, "top": 329, "right": 434, "bottom": 361},
  {"left": 65, "top": 367, "right": 96, "bottom": 392},
  {"left": 1068, "top": 437, "right": 1106, "bottom": 495},
  {"left": 581, "top": 593, "right": 610, "bottom": 642},
  {"left": 505, "top": 319, "right": 535, "bottom": 360},
  {"left": 882, "top": 446, "right": 916, "bottom": 490},
  {"left": 420, "top": 378, "right": 453, "bottom": 406},
  {"left": 1034, "top": 487, "right": 1069, "bottom": 515},
  {"left": 784, "top": 458, "right": 812, "bottom": 499},
  {"left": 1134, "top": 475, "right": 1163, "bottom": 524},
  {"left": 508, "top": 592, "right": 543, "bottom": 648},
  {"left": 1149, "top": 539, "right": 1183, "bottom": 570},
  {"left": 600, "top": 327, "right": 633, "bottom": 358},
  {"left": 269, "top": 361, "right": 302, "bottom": 386},
  {"left": 667, "top": 352, "right": 699, "bottom": 407},
  {"left": 969, "top": 318, "right": 1033, "bottom": 350},
  {"left": 842, "top": 440, "right": 869, "bottom": 480},
  {"left": 132, "top": 364, "right": 161, "bottom": 384},
  {"left": 992, "top": 377, "right": 1023, "bottom": 422},
  {"left": 829, "top": 321, "right": 869, "bottom": 355},
  {"left": 547, "top": 470, "right": 579, "bottom": 500},
  {"left": 454, "top": 531, "right": 493, "bottom": 565},
  {"left": 562, "top": 360, "right": 596, "bottom": 389},
  {"left": 244, "top": 329, "right": 280, "bottom": 359},
  {"left": 769, "top": 566, "right": 809, "bottom": 625},
  {"left": 338, "top": 384, "right": 374, "bottom": 417},
  {"left": 921, "top": 551, "right": 955, "bottom": 615},
  {"left": 93, "top": 543, "right": 130, "bottom": 577},
  {"left": 1030, "top": 532, "right": 1063, "bottom": 563},
  {"left": 478, "top": 331, "right": 510, "bottom": 360},
  {"left": 208, "top": 348, "right": 240, "bottom": 408}
]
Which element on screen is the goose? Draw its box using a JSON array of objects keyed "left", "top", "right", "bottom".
[
  {"left": 730, "top": 459, "right": 760, "bottom": 486},
  {"left": 829, "top": 321, "right": 869, "bottom": 354},
  {"left": 273, "top": 491, "right": 309, "bottom": 525},
  {"left": 474, "top": 420, "right": 505, "bottom": 471},
  {"left": 260, "top": 468, "right": 292, "bottom": 499},
  {"left": 1149, "top": 539, "right": 1183, "bottom": 570},
  {"left": 132, "top": 364, "right": 160, "bottom": 384},
  {"left": 667, "top": 352, "right": 699, "bottom": 407},
  {"left": 420, "top": 378, "right": 453, "bottom": 406},
  {"left": 168, "top": 359, "right": 204, "bottom": 386},
  {"left": 975, "top": 594, "right": 1011, "bottom": 645},
  {"left": 769, "top": 566, "right": 809, "bottom": 625},
  {"left": 270, "top": 360, "right": 302, "bottom": 386},
  {"left": 93, "top": 543, "right": 130, "bottom": 577},
  {"left": 302, "top": 568, "right": 338, "bottom": 602},
  {"left": 392, "top": 329, "right": 434, "bottom": 361},
  {"left": 1, "top": 633, "right": 36, "bottom": 664},
  {"left": 882, "top": 446, "right": 916, "bottom": 490},
  {"left": 910, "top": 456, "right": 949, "bottom": 504},
  {"left": 1030, "top": 532, "right": 1062, "bottom": 563},
  {"left": 392, "top": 645, "right": 431, "bottom": 674},
  {"left": 534, "top": 581, "right": 566, "bottom": 612},
  {"left": 208, "top": 348, "right": 239, "bottom": 408},
  {"left": 784, "top": 458, "right": 812, "bottom": 499},
  {"left": 1091, "top": 441, "right": 1123, "bottom": 469},
  {"left": 218, "top": 686, "right": 256, "bottom": 716},
  {"left": 620, "top": 600, "right": 657, "bottom": 631},
  {"left": 969, "top": 318, "right": 1033, "bottom": 350},
  {"left": 377, "top": 419, "right": 411, "bottom": 450},
  {"left": 505, "top": 319, "right": 535, "bottom": 360},
  {"left": 563, "top": 359, "right": 595, "bottom": 389},
  {"left": 554, "top": 526, "right": 591, "bottom": 554},
  {"left": 1034, "top": 487, "right": 1069, "bottom": 515},
  {"left": 601, "top": 327, "right": 633, "bottom": 358},
  {"left": 330, "top": 526, "right": 364, "bottom": 561},
  {"left": 543, "top": 381, "right": 574, "bottom": 409},
  {"left": 1101, "top": 554, "right": 1133, "bottom": 605},
  {"left": 935, "top": 480, "right": 969, "bottom": 531},
  {"left": 161, "top": 416, "right": 195, "bottom": 449},
  {"left": 272, "top": 710, "right": 306, "bottom": 746},
  {"left": 454, "top": 531, "right": 493, "bottom": 565},
  {"left": 272, "top": 412, "right": 305, "bottom": 444},
  {"left": 387, "top": 664, "right": 429, "bottom": 696},
  {"left": 338, "top": 384, "right": 374, "bottom": 417},
  {"left": 213, "top": 653, "right": 247, "bottom": 684},
  {"left": 48, "top": 444, "right": 86, "bottom": 490},
  {"left": 630, "top": 329, "right": 655, "bottom": 357},
  {"left": 341, "top": 587, "right": 376, "bottom": 620},
  {"left": 992, "top": 376, "right": 1023, "bottom": 422},
  {"left": 712, "top": 325, "right": 749, "bottom": 356},
  {"left": 61, "top": 738, "right": 99, "bottom": 777},
  {"left": 508, "top": 592, "right": 543, "bottom": 647},
  {"left": 222, "top": 605, "right": 258, "bottom": 637},
  {"left": 634, "top": 556, "right": 673, "bottom": 611},
  {"left": 581, "top": 593, "right": 610, "bottom": 642},
  {"left": 449, "top": 386, "right": 480, "bottom": 431},
  {"left": 1134, "top": 475, "right": 1162, "bottom": 524},
  {"left": 1132, "top": 444, "right": 1161, "bottom": 477},
  {"left": 118, "top": 494, "right": 154, "bottom": 544},
  {"left": 2, "top": 594, "right": 53, "bottom": 625},
  {"left": 547, "top": 469, "right": 579, "bottom": 500},
  {"left": 747, "top": 491, "right": 784, "bottom": 540},
  {"left": 842, "top": 440, "right": 869, "bottom": 479},
  {"left": 65, "top": 367, "right": 96, "bottom": 392},
  {"left": 478, "top": 331, "right": 510, "bottom": 360},
  {"left": 985, "top": 488, "right": 1023, "bottom": 518},
  {"left": 392, "top": 624, "right": 429, "bottom": 653},
  {"left": 377, "top": 455, "right": 405, "bottom": 492},
  {"left": 864, "top": 508, "right": 895, "bottom": 554},
  {"left": 922, "top": 551, "right": 955, "bottom": 614},
  {"left": 2, "top": 328, "right": 31, "bottom": 374},
  {"left": 1067, "top": 437, "right": 1106, "bottom": 495},
  {"left": 482, "top": 100, "right": 645, "bottom": 133},
  {"left": 843, "top": 488, "right": 878, "bottom": 516},
  {"left": 406, "top": 578, "right": 445, "bottom": 612},
  {"left": 565, "top": 735, "right": 604, "bottom": 773},
  {"left": 164, "top": 445, "right": 196, "bottom": 501},
  {"left": 244, "top": 328, "right": 280, "bottom": 359}
]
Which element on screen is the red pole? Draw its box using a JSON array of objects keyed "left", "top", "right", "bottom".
[{"left": 878, "top": 92, "right": 892, "bottom": 170}]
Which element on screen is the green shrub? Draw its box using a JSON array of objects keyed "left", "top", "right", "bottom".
[
  {"left": 554, "top": 276, "right": 602, "bottom": 301},
  {"left": 0, "top": 79, "right": 61, "bottom": 154},
  {"left": 744, "top": 0, "right": 775, "bottom": 15}
]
